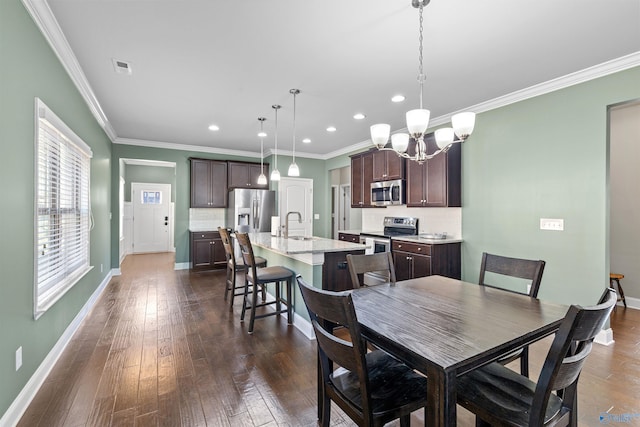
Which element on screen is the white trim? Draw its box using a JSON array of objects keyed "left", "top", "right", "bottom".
[
  {"left": 111, "top": 268, "right": 122, "bottom": 276},
  {"left": 594, "top": 328, "right": 615, "bottom": 346},
  {"left": 0, "top": 270, "right": 113, "bottom": 427},
  {"left": 174, "top": 262, "right": 190, "bottom": 270},
  {"left": 21, "top": 0, "right": 116, "bottom": 141},
  {"left": 620, "top": 295, "right": 640, "bottom": 310},
  {"left": 293, "top": 312, "right": 315, "bottom": 340},
  {"left": 122, "top": 158, "right": 176, "bottom": 168},
  {"left": 22, "top": 0, "right": 640, "bottom": 159}
]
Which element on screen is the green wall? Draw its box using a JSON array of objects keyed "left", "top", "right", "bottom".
[
  {"left": 124, "top": 164, "right": 176, "bottom": 202},
  {"left": 461, "top": 67, "right": 640, "bottom": 306},
  {"left": 110, "top": 147, "right": 330, "bottom": 267},
  {"left": 0, "top": 0, "right": 113, "bottom": 418}
]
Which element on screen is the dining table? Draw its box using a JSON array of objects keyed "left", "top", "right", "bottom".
[{"left": 349, "top": 275, "right": 569, "bottom": 426}]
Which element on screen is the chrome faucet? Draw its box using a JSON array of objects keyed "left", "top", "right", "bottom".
[{"left": 284, "top": 211, "right": 303, "bottom": 239}]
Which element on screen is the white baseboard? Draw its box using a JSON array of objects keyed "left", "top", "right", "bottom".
[
  {"left": 260, "top": 291, "right": 315, "bottom": 340},
  {"left": 174, "top": 262, "right": 190, "bottom": 270},
  {"left": 620, "top": 295, "right": 640, "bottom": 310},
  {"left": 111, "top": 268, "right": 121, "bottom": 276},
  {"left": 0, "top": 271, "right": 113, "bottom": 427}
]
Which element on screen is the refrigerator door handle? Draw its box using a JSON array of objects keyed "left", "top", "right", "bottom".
[{"left": 253, "top": 198, "right": 259, "bottom": 229}]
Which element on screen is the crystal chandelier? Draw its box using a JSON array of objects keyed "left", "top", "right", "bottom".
[
  {"left": 288, "top": 89, "right": 300, "bottom": 176},
  {"left": 270, "top": 104, "right": 281, "bottom": 181},
  {"left": 256, "top": 117, "right": 268, "bottom": 185},
  {"left": 370, "top": 0, "right": 476, "bottom": 164}
]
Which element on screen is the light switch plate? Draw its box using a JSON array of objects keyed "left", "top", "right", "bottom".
[
  {"left": 540, "top": 218, "right": 564, "bottom": 231},
  {"left": 314, "top": 214, "right": 320, "bottom": 220}
]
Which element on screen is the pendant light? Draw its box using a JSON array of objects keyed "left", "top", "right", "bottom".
[
  {"left": 288, "top": 89, "right": 301, "bottom": 177},
  {"left": 270, "top": 104, "right": 281, "bottom": 181},
  {"left": 256, "top": 117, "right": 268, "bottom": 186},
  {"left": 370, "top": 0, "right": 476, "bottom": 164}
]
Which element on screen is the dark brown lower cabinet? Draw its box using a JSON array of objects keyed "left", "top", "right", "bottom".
[
  {"left": 190, "top": 231, "right": 226, "bottom": 270},
  {"left": 322, "top": 250, "right": 365, "bottom": 291},
  {"left": 392, "top": 240, "right": 461, "bottom": 281}
]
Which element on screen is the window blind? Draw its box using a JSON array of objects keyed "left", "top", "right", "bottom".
[{"left": 35, "top": 98, "right": 92, "bottom": 318}]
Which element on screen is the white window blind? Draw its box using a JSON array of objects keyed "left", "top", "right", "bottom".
[{"left": 34, "top": 98, "right": 93, "bottom": 318}]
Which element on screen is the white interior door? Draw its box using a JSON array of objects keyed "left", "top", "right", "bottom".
[
  {"left": 132, "top": 183, "right": 172, "bottom": 253},
  {"left": 339, "top": 184, "right": 351, "bottom": 231},
  {"left": 279, "top": 178, "right": 313, "bottom": 237}
]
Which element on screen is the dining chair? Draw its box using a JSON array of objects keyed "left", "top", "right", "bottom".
[
  {"left": 479, "top": 251, "right": 546, "bottom": 377},
  {"left": 235, "top": 232, "right": 295, "bottom": 334},
  {"left": 346, "top": 252, "right": 396, "bottom": 288},
  {"left": 456, "top": 287, "right": 616, "bottom": 427},
  {"left": 296, "top": 275, "right": 427, "bottom": 427},
  {"left": 218, "top": 227, "right": 267, "bottom": 310}
]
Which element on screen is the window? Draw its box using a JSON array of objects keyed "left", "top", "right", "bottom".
[
  {"left": 34, "top": 98, "right": 92, "bottom": 319},
  {"left": 141, "top": 190, "right": 162, "bottom": 204}
]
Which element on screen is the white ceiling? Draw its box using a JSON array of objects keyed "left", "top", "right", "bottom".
[{"left": 44, "top": 0, "right": 640, "bottom": 159}]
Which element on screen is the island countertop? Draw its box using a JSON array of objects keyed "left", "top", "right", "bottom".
[{"left": 247, "top": 232, "right": 368, "bottom": 255}]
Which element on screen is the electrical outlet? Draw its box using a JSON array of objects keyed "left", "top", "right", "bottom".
[
  {"left": 540, "top": 218, "right": 564, "bottom": 231},
  {"left": 314, "top": 214, "right": 320, "bottom": 220},
  {"left": 16, "top": 347, "right": 22, "bottom": 371}
]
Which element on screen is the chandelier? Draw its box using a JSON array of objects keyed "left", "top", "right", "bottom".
[{"left": 370, "top": 0, "right": 476, "bottom": 164}]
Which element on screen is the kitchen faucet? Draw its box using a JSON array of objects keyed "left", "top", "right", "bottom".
[{"left": 284, "top": 211, "right": 303, "bottom": 239}]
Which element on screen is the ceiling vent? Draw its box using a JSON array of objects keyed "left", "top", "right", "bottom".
[{"left": 112, "top": 58, "right": 133, "bottom": 75}]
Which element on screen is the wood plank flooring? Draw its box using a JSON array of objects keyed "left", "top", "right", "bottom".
[{"left": 17, "top": 253, "right": 640, "bottom": 426}]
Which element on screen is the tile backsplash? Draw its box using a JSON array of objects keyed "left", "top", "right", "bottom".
[
  {"left": 189, "top": 208, "right": 226, "bottom": 231},
  {"left": 360, "top": 206, "right": 461, "bottom": 238}
]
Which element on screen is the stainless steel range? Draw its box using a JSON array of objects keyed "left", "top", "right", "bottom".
[{"left": 360, "top": 217, "right": 418, "bottom": 285}]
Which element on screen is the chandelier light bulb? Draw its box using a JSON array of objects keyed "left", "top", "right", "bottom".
[
  {"left": 271, "top": 169, "right": 281, "bottom": 181},
  {"left": 452, "top": 112, "right": 476, "bottom": 140},
  {"left": 370, "top": 124, "right": 390, "bottom": 149},
  {"left": 406, "top": 109, "right": 430, "bottom": 136},
  {"left": 435, "top": 128, "right": 454, "bottom": 149},
  {"left": 391, "top": 133, "right": 410, "bottom": 153}
]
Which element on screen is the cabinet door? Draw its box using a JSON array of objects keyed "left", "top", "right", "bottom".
[
  {"left": 385, "top": 152, "right": 404, "bottom": 180},
  {"left": 372, "top": 151, "right": 404, "bottom": 181},
  {"left": 191, "top": 159, "right": 213, "bottom": 208},
  {"left": 425, "top": 154, "right": 447, "bottom": 207},
  {"left": 210, "top": 161, "right": 228, "bottom": 207},
  {"left": 351, "top": 155, "right": 364, "bottom": 207},
  {"left": 406, "top": 159, "right": 426, "bottom": 206},
  {"left": 411, "top": 253, "right": 432, "bottom": 278},
  {"left": 372, "top": 151, "right": 387, "bottom": 181},
  {"left": 228, "top": 162, "right": 250, "bottom": 188},
  {"left": 362, "top": 152, "right": 374, "bottom": 207},
  {"left": 212, "top": 237, "right": 226, "bottom": 265},
  {"left": 393, "top": 251, "right": 412, "bottom": 281},
  {"left": 192, "top": 238, "right": 214, "bottom": 268}
]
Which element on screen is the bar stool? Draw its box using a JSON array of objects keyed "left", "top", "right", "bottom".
[
  {"left": 218, "top": 227, "right": 267, "bottom": 311},
  {"left": 609, "top": 273, "right": 627, "bottom": 307},
  {"left": 235, "top": 232, "right": 295, "bottom": 333}
]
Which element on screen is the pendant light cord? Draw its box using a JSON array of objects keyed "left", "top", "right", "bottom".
[
  {"left": 417, "top": 4, "right": 425, "bottom": 110},
  {"left": 292, "top": 92, "right": 296, "bottom": 163}
]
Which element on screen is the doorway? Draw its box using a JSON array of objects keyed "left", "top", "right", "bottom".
[
  {"left": 332, "top": 184, "right": 352, "bottom": 239},
  {"left": 132, "top": 182, "right": 172, "bottom": 253},
  {"left": 279, "top": 177, "right": 313, "bottom": 237}
]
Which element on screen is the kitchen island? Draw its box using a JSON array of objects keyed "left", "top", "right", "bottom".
[{"left": 245, "top": 232, "right": 366, "bottom": 328}]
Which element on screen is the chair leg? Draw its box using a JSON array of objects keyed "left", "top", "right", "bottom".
[
  {"left": 275, "top": 281, "right": 282, "bottom": 313},
  {"left": 286, "top": 276, "right": 293, "bottom": 324},
  {"left": 613, "top": 278, "right": 627, "bottom": 307},
  {"left": 224, "top": 266, "right": 231, "bottom": 301},
  {"left": 228, "top": 267, "right": 237, "bottom": 311},
  {"left": 399, "top": 414, "right": 411, "bottom": 427},
  {"left": 240, "top": 276, "right": 250, "bottom": 321},
  {"left": 321, "top": 392, "right": 331, "bottom": 427},
  {"left": 248, "top": 280, "right": 259, "bottom": 333}
]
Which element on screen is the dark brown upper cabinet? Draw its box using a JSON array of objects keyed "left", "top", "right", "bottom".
[
  {"left": 350, "top": 151, "right": 375, "bottom": 208},
  {"left": 228, "top": 161, "right": 269, "bottom": 189},
  {"left": 190, "top": 158, "right": 228, "bottom": 208},
  {"left": 372, "top": 150, "right": 405, "bottom": 181}
]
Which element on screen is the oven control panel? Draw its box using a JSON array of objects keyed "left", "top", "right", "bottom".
[{"left": 383, "top": 216, "right": 418, "bottom": 229}]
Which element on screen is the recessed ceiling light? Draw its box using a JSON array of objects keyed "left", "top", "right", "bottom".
[
  {"left": 353, "top": 113, "right": 366, "bottom": 120},
  {"left": 326, "top": 126, "right": 337, "bottom": 132},
  {"left": 257, "top": 131, "right": 267, "bottom": 137},
  {"left": 302, "top": 138, "right": 311, "bottom": 144},
  {"left": 208, "top": 124, "right": 220, "bottom": 131},
  {"left": 391, "top": 95, "right": 405, "bottom": 103}
]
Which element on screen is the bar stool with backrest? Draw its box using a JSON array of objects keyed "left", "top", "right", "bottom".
[
  {"left": 346, "top": 252, "right": 396, "bottom": 288},
  {"left": 235, "top": 232, "right": 295, "bottom": 334},
  {"left": 218, "top": 227, "right": 267, "bottom": 311},
  {"left": 456, "top": 288, "right": 616, "bottom": 427},
  {"left": 296, "top": 275, "right": 428, "bottom": 427},
  {"left": 478, "top": 252, "right": 546, "bottom": 377}
]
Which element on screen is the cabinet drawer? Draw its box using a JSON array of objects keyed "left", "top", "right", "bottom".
[
  {"left": 392, "top": 240, "right": 431, "bottom": 255},
  {"left": 339, "top": 233, "right": 360, "bottom": 243},
  {"left": 192, "top": 231, "right": 220, "bottom": 240}
]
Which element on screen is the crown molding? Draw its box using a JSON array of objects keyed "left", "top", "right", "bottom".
[{"left": 22, "top": 0, "right": 117, "bottom": 142}]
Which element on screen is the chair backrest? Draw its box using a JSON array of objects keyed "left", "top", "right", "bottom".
[
  {"left": 235, "top": 232, "right": 258, "bottom": 280},
  {"left": 478, "top": 252, "right": 546, "bottom": 297},
  {"left": 296, "top": 275, "right": 373, "bottom": 421},
  {"left": 346, "top": 252, "right": 396, "bottom": 288},
  {"left": 529, "top": 288, "right": 617, "bottom": 425},
  {"left": 217, "top": 227, "right": 236, "bottom": 267}
]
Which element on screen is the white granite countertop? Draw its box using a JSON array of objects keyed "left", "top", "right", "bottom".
[
  {"left": 248, "top": 232, "right": 368, "bottom": 255},
  {"left": 391, "top": 235, "right": 463, "bottom": 244}
]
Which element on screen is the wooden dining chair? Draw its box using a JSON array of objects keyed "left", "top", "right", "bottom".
[
  {"left": 296, "top": 275, "right": 427, "bottom": 427},
  {"left": 218, "top": 227, "right": 267, "bottom": 310},
  {"left": 456, "top": 287, "right": 616, "bottom": 427},
  {"left": 346, "top": 252, "right": 396, "bottom": 288},
  {"left": 479, "top": 252, "right": 546, "bottom": 377},
  {"left": 235, "top": 232, "right": 295, "bottom": 334}
]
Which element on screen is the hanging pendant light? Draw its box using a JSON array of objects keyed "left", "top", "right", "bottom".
[
  {"left": 370, "top": 0, "right": 476, "bottom": 164},
  {"left": 288, "top": 89, "right": 300, "bottom": 177},
  {"left": 270, "top": 104, "right": 281, "bottom": 181},
  {"left": 257, "top": 117, "right": 268, "bottom": 186}
]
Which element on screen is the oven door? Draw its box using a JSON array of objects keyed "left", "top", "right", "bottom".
[{"left": 363, "top": 237, "right": 391, "bottom": 285}]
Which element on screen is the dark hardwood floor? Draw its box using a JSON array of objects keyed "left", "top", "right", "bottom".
[{"left": 17, "top": 253, "right": 640, "bottom": 426}]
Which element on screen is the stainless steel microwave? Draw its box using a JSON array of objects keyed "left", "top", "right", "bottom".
[{"left": 371, "top": 179, "right": 405, "bottom": 206}]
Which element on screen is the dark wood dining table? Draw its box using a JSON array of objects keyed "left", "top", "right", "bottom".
[{"left": 349, "top": 275, "right": 569, "bottom": 426}]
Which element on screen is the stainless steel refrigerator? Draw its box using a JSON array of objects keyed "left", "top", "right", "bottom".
[{"left": 226, "top": 189, "right": 276, "bottom": 233}]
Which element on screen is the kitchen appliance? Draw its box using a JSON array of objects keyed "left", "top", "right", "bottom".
[
  {"left": 360, "top": 216, "right": 418, "bottom": 285},
  {"left": 226, "top": 189, "right": 276, "bottom": 234},
  {"left": 371, "top": 179, "right": 405, "bottom": 206}
]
